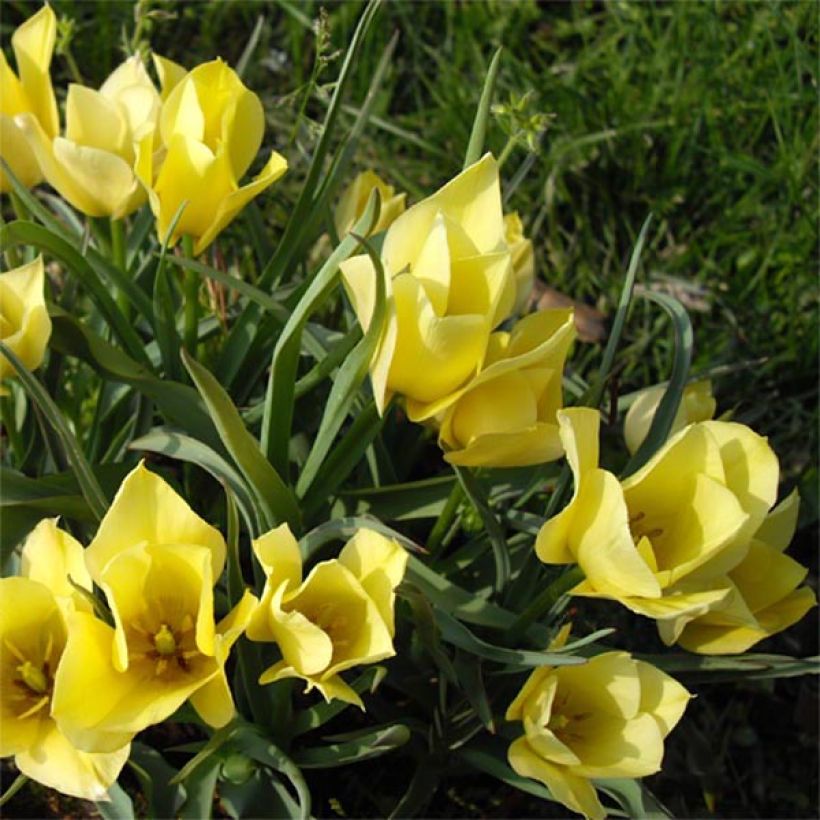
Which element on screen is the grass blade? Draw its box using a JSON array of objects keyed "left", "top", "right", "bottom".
[
  {"left": 0, "top": 341, "right": 108, "bottom": 521},
  {"left": 463, "top": 47, "right": 503, "bottom": 169}
]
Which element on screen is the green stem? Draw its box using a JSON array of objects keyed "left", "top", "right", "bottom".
[
  {"left": 109, "top": 218, "right": 129, "bottom": 320},
  {"left": 427, "top": 480, "right": 464, "bottom": 557},
  {"left": 0, "top": 393, "right": 24, "bottom": 463},
  {"left": 181, "top": 235, "right": 199, "bottom": 355},
  {"left": 505, "top": 565, "right": 585, "bottom": 642}
]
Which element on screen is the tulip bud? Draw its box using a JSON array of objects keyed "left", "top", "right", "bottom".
[{"left": 335, "top": 170, "right": 406, "bottom": 237}]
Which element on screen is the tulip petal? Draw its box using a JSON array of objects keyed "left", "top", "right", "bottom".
[
  {"left": 755, "top": 489, "right": 800, "bottom": 552},
  {"left": 411, "top": 210, "right": 451, "bottom": 315},
  {"left": 85, "top": 461, "right": 226, "bottom": 585},
  {"left": 508, "top": 737, "right": 605, "bottom": 820},
  {"left": 445, "top": 422, "right": 564, "bottom": 468},
  {"left": 388, "top": 273, "right": 487, "bottom": 405},
  {"left": 571, "top": 712, "right": 664, "bottom": 778},
  {"left": 556, "top": 652, "right": 641, "bottom": 721},
  {"left": 194, "top": 149, "right": 288, "bottom": 255},
  {"left": 189, "top": 670, "right": 235, "bottom": 728},
  {"left": 152, "top": 54, "right": 187, "bottom": 100},
  {"left": 65, "top": 85, "right": 129, "bottom": 158},
  {"left": 251, "top": 524, "right": 303, "bottom": 592},
  {"left": 21, "top": 517, "right": 91, "bottom": 611},
  {"left": 0, "top": 113, "right": 41, "bottom": 189},
  {"left": 635, "top": 661, "right": 691, "bottom": 737},
  {"left": 11, "top": 4, "right": 58, "bottom": 138},
  {"left": 15, "top": 723, "right": 129, "bottom": 802},
  {"left": 506, "top": 668, "right": 554, "bottom": 722},
  {"left": 701, "top": 420, "right": 779, "bottom": 532},
  {"left": 729, "top": 539, "right": 809, "bottom": 614},
  {"left": 53, "top": 611, "right": 219, "bottom": 753},
  {"left": 524, "top": 718, "right": 581, "bottom": 767},
  {"left": 571, "top": 469, "right": 661, "bottom": 599}
]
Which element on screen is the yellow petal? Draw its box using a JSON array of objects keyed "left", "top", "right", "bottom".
[
  {"left": 444, "top": 422, "right": 564, "bottom": 468},
  {"left": 701, "top": 420, "right": 779, "bottom": 533},
  {"left": 99, "top": 56, "right": 160, "bottom": 142},
  {"left": 571, "top": 469, "right": 661, "bottom": 599},
  {"left": 571, "top": 711, "right": 664, "bottom": 779},
  {"left": 622, "top": 423, "right": 726, "bottom": 519},
  {"left": 311, "top": 674, "right": 365, "bottom": 709},
  {"left": 151, "top": 54, "right": 187, "bottom": 100},
  {"left": 754, "top": 489, "right": 800, "bottom": 552},
  {"left": 85, "top": 461, "right": 226, "bottom": 586},
  {"left": 505, "top": 667, "right": 553, "bottom": 722},
  {"left": 251, "top": 523, "right": 303, "bottom": 591},
  {"left": 0, "top": 254, "right": 52, "bottom": 381},
  {"left": 52, "top": 611, "right": 219, "bottom": 753},
  {"left": 11, "top": 4, "right": 58, "bottom": 138},
  {"left": 0, "top": 113, "right": 41, "bottom": 190},
  {"left": 193, "top": 149, "right": 287, "bottom": 255},
  {"left": 189, "top": 671, "right": 235, "bottom": 728},
  {"left": 508, "top": 736, "right": 605, "bottom": 820},
  {"left": 523, "top": 718, "right": 581, "bottom": 767},
  {"left": 431, "top": 153, "right": 506, "bottom": 254},
  {"left": 729, "top": 539, "right": 808, "bottom": 614},
  {"left": 0, "top": 577, "right": 65, "bottom": 757},
  {"left": 387, "top": 273, "right": 488, "bottom": 403},
  {"left": 16, "top": 723, "right": 129, "bottom": 802},
  {"left": 652, "top": 472, "right": 751, "bottom": 584},
  {"left": 21, "top": 517, "right": 91, "bottom": 612},
  {"left": 555, "top": 652, "right": 641, "bottom": 721},
  {"left": 338, "top": 529, "right": 407, "bottom": 636},
  {"left": 635, "top": 661, "right": 691, "bottom": 736},
  {"left": 264, "top": 582, "right": 334, "bottom": 676},
  {"left": 334, "top": 169, "right": 405, "bottom": 237},
  {"left": 65, "top": 84, "right": 129, "bottom": 158}
]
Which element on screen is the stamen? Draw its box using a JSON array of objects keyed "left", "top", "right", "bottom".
[
  {"left": 17, "top": 695, "right": 49, "bottom": 720},
  {"left": 4, "top": 638, "right": 26, "bottom": 663}
]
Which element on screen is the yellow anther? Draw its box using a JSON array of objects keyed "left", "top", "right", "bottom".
[
  {"left": 153, "top": 624, "right": 177, "bottom": 656},
  {"left": 18, "top": 660, "right": 48, "bottom": 694},
  {"left": 549, "top": 713, "right": 572, "bottom": 732}
]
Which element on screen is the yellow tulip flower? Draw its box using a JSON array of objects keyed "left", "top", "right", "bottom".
[
  {"left": 435, "top": 308, "right": 576, "bottom": 467},
  {"left": 0, "top": 4, "right": 58, "bottom": 191},
  {"left": 624, "top": 379, "right": 716, "bottom": 455},
  {"left": 504, "top": 212, "right": 535, "bottom": 314},
  {"left": 672, "top": 490, "right": 817, "bottom": 654},
  {"left": 1, "top": 519, "right": 129, "bottom": 800},
  {"left": 247, "top": 524, "right": 407, "bottom": 708},
  {"left": 0, "top": 255, "right": 52, "bottom": 392},
  {"left": 507, "top": 649, "right": 690, "bottom": 819},
  {"left": 335, "top": 169, "right": 406, "bottom": 238},
  {"left": 341, "top": 153, "right": 515, "bottom": 415},
  {"left": 536, "top": 408, "right": 781, "bottom": 634},
  {"left": 151, "top": 53, "right": 187, "bottom": 101},
  {"left": 135, "top": 59, "right": 287, "bottom": 255},
  {"left": 50, "top": 462, "right": 257, "bottom": 753},
  {"left": 20, "top": 55, "right": 161, "bottom": 218}
]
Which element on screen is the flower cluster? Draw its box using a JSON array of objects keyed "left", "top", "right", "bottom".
[{"left": 0, "top": 6, "right": 815, "bottom": 819}]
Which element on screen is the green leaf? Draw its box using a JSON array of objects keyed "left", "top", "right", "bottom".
[
  {"left": 0, "top": 341, "right": 108, "bottom": 521},
  {"left": 623, "top": 291, "right": 693, "bottom": 475},
  {"left": 129, "top": 427, "right": 260, "bottom": 535},
  {"left": 638, "top": 652, "right": 820, "bottom": 681},
  {"left": 260, "top": 192, "right": 380, "bottom": 479},
  {"left": 49, "top": 310, "right": 220, "bottom": 451},
  {"left": 300, "top": 515, "right": 424, "bottom": 562},
  {"left": 234, "top": 728, "right": 311, "bottom": 820},
  {"left": 292, "top": 724, "right": 410, "bottom": 768},
  {"left": 433, "top": 606, "right": 585, "bottom": 668},
  {"left": 596, "top": 778, "right": 671, "bottom": 819},
  {"left": 343, "top": 475, "right": 457, "bottom": 520},
  {"left": 182, "top": 350, "right": 300, "bottom": 532},
  {"left": 454, "top": 466, "right": 510, "bottom": 595},
  {"left": 297, "top": 223, "right": 386, "bottom": 498},
  {"left": 96, "top": 781, "right": 135, "bottom": 820},
  {"left": 584, "top": 213, "right": 654, "bottom": 409},
  {"left": 179, "top": 757, "right": 221, "bottom": 820},
  {"left": 1, "top": 221, "right": 149, "bottom": 365},
  {"left": 0, "top": 774, "right": 28, "bottom": 808},
  {"left": 302, "top": 400, "right": 387, "bottom": 520},
  {"left": 463, "top": 47, "right": 503, "bottom": 168},
  {"left": 129, "top": 742, "right": 185, "bottom": 819}
]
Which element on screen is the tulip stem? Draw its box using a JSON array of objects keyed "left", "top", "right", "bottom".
[
  {"left": 110, "top": 218, "right": 129, "bottom": 320},
  {"left": 427, "top": 481, "right": 464, "bottom": 557},
  {"left": 182, "top": 235, "right": 199, "bottom": 355}
]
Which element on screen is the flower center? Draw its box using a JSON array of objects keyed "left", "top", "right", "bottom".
[
  {"left": 17, "top": 659, "right": 48, "bottom": 694},
  {"left": 153, "top": 623, "right": 177, "bottom": 656}
]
